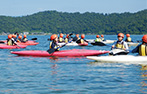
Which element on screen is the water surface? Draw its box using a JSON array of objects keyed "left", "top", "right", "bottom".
[{"left": 0, "top": 35, "right": 146, "bottom": 94}]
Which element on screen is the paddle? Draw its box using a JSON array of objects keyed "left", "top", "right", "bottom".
[
  {"left": 47, "top": 39, "right": 72, "bottom": 54},
  {"left": 31, "top": 38, "right": 37, "bottom": 40},
  {"left": 0, "top": 41, "right": 5, "bottom": 44}
]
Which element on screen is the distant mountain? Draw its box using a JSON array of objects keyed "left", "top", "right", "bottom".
[{"left": 0, "top": 9, "right": 146, "bottom": 34}]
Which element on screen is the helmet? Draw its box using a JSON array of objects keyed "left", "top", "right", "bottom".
[
  {"left": 126, "top": 34, "right": 130, "bottom": 37},
  {"left": 24, "top": 35, "right": 27, "bottom": 38},
  {"left": 76, "top": 34, "right": 79, "bottom": 38},
  {"left": 81, "top": 34, "right": 85, "bottom": 39},
  {"left": 12, "top": 34, "right": 16, "bottom": 38},
  {"left": 96, "top": 35, "right": 100, "bottom": 38},
  {"left": 142, "top": 35, "right": 147, "bottom": 43},
  {"left": 66, "top": 34, "right": 69, "bottom": 38},
  {"left": 8, "top": 34, "right": 12, "bottom": 39},
  {"left": 60, "top": 33, "right": 63, "bottom": 38},
  {"left": 101, "top": 35, "right": 104, "bottom": 37},
  {"left": 118, "top": 33, "right": 124, "bottom": 38},
  {"left": 18, "top": 35, "right": 22, "bottom": 39},
  {"left": 50, "top": 34, "right": 57, "bottom": 40}
]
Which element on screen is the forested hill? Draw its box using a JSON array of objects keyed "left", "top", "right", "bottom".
[{"left": 0, "top": 9, "right": 146, "bottom": 34}]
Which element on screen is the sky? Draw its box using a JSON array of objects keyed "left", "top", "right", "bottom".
[{"left": 0, "top": 0, "right": 146, "bottom": 16}]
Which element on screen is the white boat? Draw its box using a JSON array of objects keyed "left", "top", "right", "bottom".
[
  {"left": 57, "top": 42, "right": 78, "bottom": 46},
  {"left": 87, "top": 55, "right": 147, "bottom": 63},
  {"left": 88, "top": 39, "right": 116, "bottom": 44},
  {"left": 103, "top": 40, "right": 116, "bottom": 44},
  {"left": 127, "top": 42, "right": 139, "bottom": 46}
]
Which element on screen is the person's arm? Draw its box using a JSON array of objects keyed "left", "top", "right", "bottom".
[
  {"left": 124, "top": 42, "right": 129, "bottom": 50},
  {"left": 84, "top": 39, "right": 88, "bottom": 43}
]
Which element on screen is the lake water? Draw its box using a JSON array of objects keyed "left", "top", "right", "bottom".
[{"left": 0, "top": 35, "right": 147, "bottom": 94}]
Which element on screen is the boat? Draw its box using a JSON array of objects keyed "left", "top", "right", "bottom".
[
  {"left": 88, "top": 39, "right": 116, "bottom": 44},
  {"left": 11, "top": 49, "right": 110, "bottom": 57},
  {"left": 0, "top": 44, "right": 27, "bottom": 49},
  {"left": 87, "top": 55, "right": 147, "bottom": 63},
  {"left": 127, "top": 42, "right": 139, "bottom": 46},
  {"left": 0, "top": 40, "right": 39, "bottom": 45},
  {"left": 109, "top": 49, "right": 129, "bottom": 56},
  {"left": 17, "top": 41, "right": 39, "bottom": 45},
  {"left": 57, "top": 42, "right": 78, "bottom": 46},
  {"left": 103, "top": 40, "right": 116, "bottom": 44},
  {"left": 78, "top": 42, "right": 88, "bottom": 46}
]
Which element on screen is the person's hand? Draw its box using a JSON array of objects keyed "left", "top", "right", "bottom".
[
  {"left": 123, "top": 48, "right": 126, "bottom": 50},
  {"left": 112, "top": 45, "right": 114, "bottom": 48}
]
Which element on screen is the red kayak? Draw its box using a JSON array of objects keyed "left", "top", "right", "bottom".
[
  {"left": 78, "top": 42, "right": 88, "bottom": 46},
  {"left": 11, "top": 49, "right": 109, "bottom": 57},
  {"left": 0, "top": 44, "right": 27, "bottom": 49},
  {"left": 17, "top": 41, "right": 39, "bottom": 45},
  {"left": 0, "top": 40, "right": 39, "bottom": 45}
]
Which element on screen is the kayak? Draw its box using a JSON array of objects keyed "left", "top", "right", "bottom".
[
  {"left": 78, "top": 42, "right": 88, "bottom": 46},
  {"left": 109, "top": 49, "right": 129, "bottom": 56},
  {"left": 87, "top": 39, "right": 116, "bottom": 44},
  {"left": 91, "top": 42, "right": 106, "bottom": 46},
  {"left": 87, "top": 55, "right": 147, "bottom": 63},
  {"left": 17, "top": 41, "right": 39, "bottom": 45},
  {"left": 127, "top": 42, "right": 139, "bottom": 46},
  {"left": 57, "top": 42, "right": 78, "bottom": 46},
  {"left": 103, "top": 40, "right": 116, "bottom": 44},
  {"left": 0, "top": 40, "right": 39, "bottom": 45},
  {"left": 11, "top": 49, "right": 110, "bottom": 57},
  {"left": 0, "top": 44, "right": 27, "bottom": 49}
]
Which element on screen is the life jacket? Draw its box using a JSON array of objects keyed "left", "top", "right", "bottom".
[
  {"left": 127, "top": 37, "right": 132, "bottom": 42},
  {"left": 80, "top": 39, "right": 84, "bottom": 44},
  {"left": 49, "top": 42, "right": 60, "bottom": 51},
  {"left": 139, "top": 44, "right": 147, "bottom": 56},
  {"left": 23, "top": 38, "right": 28, "bottom": 42},
  {"left": 65, "top": 38, "right": 68, "bottom": 43},
  {"left": 59, "top": 37, "right": 63, "bottom": 43},
  {"left": 101, "top": 38, "right": 104, "bottom": 41},
  {"left": 115, "top": 41, "right": 125, "bottom": 49},
  {"left": 7, "top": 39, "right": 13, "bottom": 45},
  {"left": 95, "top": 38, "right": 102, "bottom": 42}
]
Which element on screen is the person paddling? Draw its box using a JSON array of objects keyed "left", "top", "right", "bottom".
[
  {"left": 49, "top": 34, "right": 61, "bottom": 51},
  {"left": 95, "top": 35, "right": 102, "bottom": 42},
  {"left": 12, "top": 34, "right": 17, "bottom": 42},
  {"left": 58, "top": 33, "right": 64, "bottom": 43},
  {"left": 111, "top": 33, "right": 129, "bottom": 50},
  {"left": 65, "top": 34, "right": 69, "bottom": 43},
  {"left": 22, "top": 35, "right": 28, "bottom": 42},
  {"left": 14, "top": 32, "right": 19, "bottom": 39},
  {"left": 73, "top": 34, "right": 80, "bottom": 41},
  {"left": 17, "top": 35, "right": 22, "bottom": 42},
  {"left": 101, "top": 35, "right": 105, "bottom": 41},
  {"left": 125, "top": 34, "right": 133, "bottom": 42},
  {"left": 77, "top": 34, "right": 88, "bottom": 44},
  {"left": 132, "top": 35, "right": 147, "bottom": 56},
  {"left": 7, "top": 34, "right": 17, "bottom": 45}
]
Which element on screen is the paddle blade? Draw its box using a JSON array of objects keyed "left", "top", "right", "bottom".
[
  {"left": 31, "top": 38, "right": 37, "bottom": 40},
  {"left": 47, "top": 48, "right": 55, "bottom": 54},
  {"left": 69, "top": 33, "right": 73, "bottom": 36},
  {"left": 0, "top": 41, "right": 5, "bottom": 44}
]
